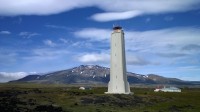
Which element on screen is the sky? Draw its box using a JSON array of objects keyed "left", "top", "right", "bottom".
[{"left": 0, "top": 0, "right": 200, "bottom": 82}]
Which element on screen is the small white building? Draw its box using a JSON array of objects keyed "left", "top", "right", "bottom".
[
  {"left": 154, "top": 86, "right": 181, "bottom": 92},
  {"left": 79, "top": 87, "right": 85, "bottom": 90},
  {"left": 154, "top": 89, "right": 161, "bottom": 92},
  {"left": 79, "top": 86, "right": 92, "bottom": 90}
]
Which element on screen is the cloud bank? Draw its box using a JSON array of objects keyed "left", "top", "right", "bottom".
[
  {"left": 74, "top": 27, "right": 200, "bottom": 67},
  {"left": 0, "top": 0, "right": 200, "bottom": 21},
  {"left": 0, "top": 72, "right": 28, "bottom": 82}
]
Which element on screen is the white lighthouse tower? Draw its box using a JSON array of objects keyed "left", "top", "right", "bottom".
[{"left": 106, "top": 26, "right": 131, "bottom": 94}]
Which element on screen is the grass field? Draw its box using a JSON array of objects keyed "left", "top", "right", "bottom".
[{"left": 0, "top": 83, "right": 200, "bottom": 112}]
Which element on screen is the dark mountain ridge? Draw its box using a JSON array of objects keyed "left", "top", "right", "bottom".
[{"left": 10, "top": 65, "right": 198, "bottom": 85}]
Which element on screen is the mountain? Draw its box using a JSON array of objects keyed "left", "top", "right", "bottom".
[{"left": 10, "top": 65, "right": 197, "bottom": 85}]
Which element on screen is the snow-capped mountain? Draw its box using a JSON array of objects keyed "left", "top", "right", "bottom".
[{"left": 10, "top": 65, "right": 198, "bottom": 85}]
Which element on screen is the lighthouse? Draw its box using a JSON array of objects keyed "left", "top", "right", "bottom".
[{"left": 105, "top": 26, "right": 131, "bottom": 94}]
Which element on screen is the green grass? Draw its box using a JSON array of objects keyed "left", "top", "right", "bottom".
[{"left": 0, "top": 83, "right": 200, "bottom": 112}]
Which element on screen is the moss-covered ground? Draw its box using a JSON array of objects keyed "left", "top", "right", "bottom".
[{"left": 0, "top": 83, "right": 200, "bottom": 112}]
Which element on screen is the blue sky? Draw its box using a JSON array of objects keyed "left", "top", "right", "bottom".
[{"left": 0, "top": 0, "right": 200, "bottom": 82}]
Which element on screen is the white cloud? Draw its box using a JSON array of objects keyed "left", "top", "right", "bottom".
[
  {"left": 78, "top": 53, "right": 109, "bottom": 63},
  {"left": 0, "top": 0, "right": 200, "bottom": 21},
  {"left": 43, "top": 39, "right": 56, "bottom": 47},
  {"left": 0, "top": 30, "right": 11, "bottom": 34},
  {"left": 0, "top": 72, "right": 28, "bottom": 82},
  {"left": 74, "top": 28, "right": 111, "bottom": 41},
  {"left": 91, "top": 10, "right": 143, "bottom": 22},
  {"left": 19, "top": 32, "right": 40, "bottom": 38},
  {"left": 0, "top": 0, "right": 97, "bottom": 16}
]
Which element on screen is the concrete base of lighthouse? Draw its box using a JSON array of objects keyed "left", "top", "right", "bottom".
[
  {"left": 104, "top": 92, "right": 133, "bottom": 94},
  {"left": 105, "top": 81, "right": 133, "bottom": 94}
]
